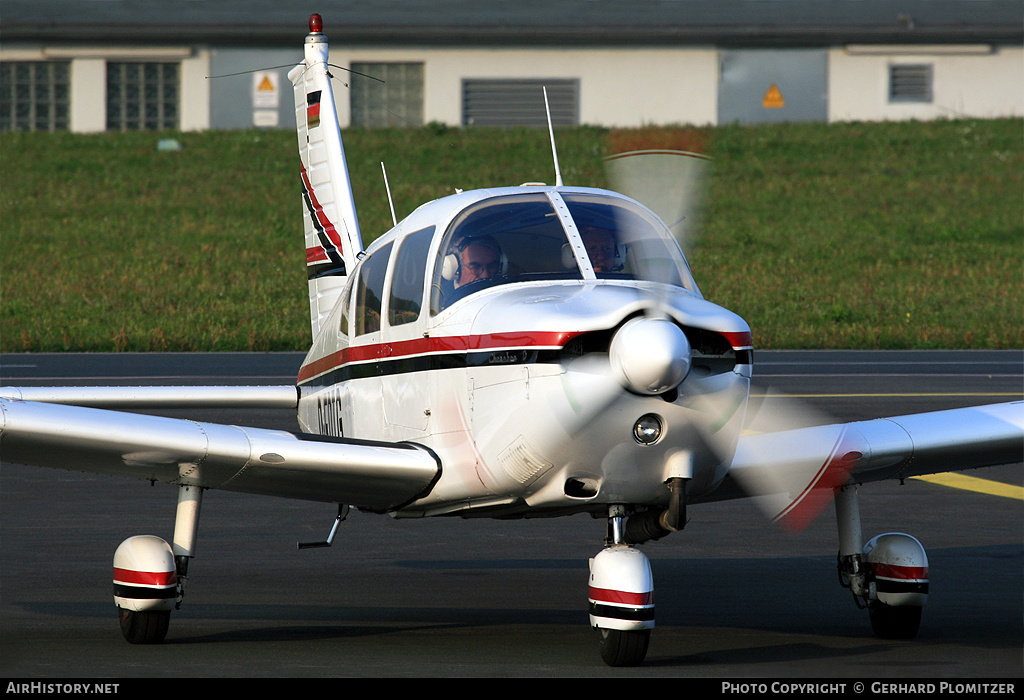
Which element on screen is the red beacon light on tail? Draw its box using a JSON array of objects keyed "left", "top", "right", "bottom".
[{"left": 309, "top": 14, "right": 323, "bottom": 33}]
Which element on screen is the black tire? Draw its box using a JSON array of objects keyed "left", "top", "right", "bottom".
[
  {"left": 118, "top": 607, "right": 170, "bottom": 644},
  {"left": 598, "top": 628, "right": 650, "bottom": 667},
  {"left": 869, "top": 603, "right": 922, "bottom": 640}
]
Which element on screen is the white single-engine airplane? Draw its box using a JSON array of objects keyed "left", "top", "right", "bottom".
[{"left": 1, "top": 15, "right": 1021, "bottom": 667}]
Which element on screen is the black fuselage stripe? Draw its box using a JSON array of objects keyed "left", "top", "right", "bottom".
[
  {"left": 298, "top": 349, "right": 563, "bottom": 389},
  {"left": 298, "top": 347, "right": 745, "bottom": 390}
]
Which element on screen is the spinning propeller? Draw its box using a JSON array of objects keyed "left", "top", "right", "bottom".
[
  {"left": 727, "top": 390, "right": 858, "bottom": 532},
  {"left": 558, "top": 148, "right": 712, "bottom": 416},
  {"left": 604, "top": 148, "right": 711, "bottom": 257},
  {"left": 584, "top": 145, "right": 855, "bottom": 532}
]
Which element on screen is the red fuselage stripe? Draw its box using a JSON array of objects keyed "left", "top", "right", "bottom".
[
  {"left": 297, "top": 329, "right": 752, "bottom": 383},
  {"left": 306, "top": 247, "right": 330, "bottom": 263},
  {"left": 721, "top": 330, "right": 753, "bottom": 349},
  {"left": 297, "top": 331, "right": 582, "bottom": 382}
]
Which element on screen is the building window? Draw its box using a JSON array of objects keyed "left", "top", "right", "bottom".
[
  {"left": 462, "top": 79, "right": 578, "bottom": 127},
  {"left": 889, "top": 64, "right": 932, "bottom": 103},
  {"left": 350, "top": 62, "right": 423, "bottom": 127},
  {"left": 0, "top": 62, "right": 70, "bottom": 132},
  {"left": 106, "top": 62, "right": 179, "bottom": 131}
]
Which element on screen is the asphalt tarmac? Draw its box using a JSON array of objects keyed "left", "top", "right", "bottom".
[{"left": 1, "top": 350, "right": 1021, "bottom": 679}]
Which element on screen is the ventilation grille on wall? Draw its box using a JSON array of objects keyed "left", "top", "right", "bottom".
[
  {"left": 889, "top": 64, "right": 933, "bottom": 103},
  {"left": 463, "top": 78, "right": 578, "bottom": 127}
]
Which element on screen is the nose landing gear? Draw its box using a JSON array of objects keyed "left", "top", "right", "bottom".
[{"left": 589, "top": 505, "right": 655, "bottom": 667}]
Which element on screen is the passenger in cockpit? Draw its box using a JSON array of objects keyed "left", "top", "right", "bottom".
[{"left": 580, "top": 225, "right": 623, "bottom": 273}]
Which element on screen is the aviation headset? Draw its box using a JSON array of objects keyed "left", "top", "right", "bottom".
[{"left": 441, "top": 235, "right": 508, "bottom": 283}]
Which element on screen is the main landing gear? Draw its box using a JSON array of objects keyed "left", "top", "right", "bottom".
[
  {"left": 112, "top": 484, "right": 203, "bottom": 644},
  {"left": 835, "top": 485, "right": 929, "bottom": 640}
]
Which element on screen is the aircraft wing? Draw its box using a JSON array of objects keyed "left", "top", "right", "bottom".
[
  {"left": 720, "top": 401, "right": 1023, "bottom": 531},
  {"left": 0, "top": 397, "right": 440, "bottom": 512},
  {"left": 0, "top": 385, "right": 300, "bottom": 409}
]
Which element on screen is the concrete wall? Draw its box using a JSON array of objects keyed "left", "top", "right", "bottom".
[
  {"left": 828, "top": 45, "right": 1024, "bottom": 122},
  {"left": 1, "top": 44, "right": 210, "bottom": 132},
  {"left": 4, "top": 41, "right": 1020, "bottom": 131},
  {"left": 324, "top": 46, "right": 719, "bottom": 128}
]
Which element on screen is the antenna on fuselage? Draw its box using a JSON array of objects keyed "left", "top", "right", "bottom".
[
  {"left": 543, "top": 86, "right": 564, "bottom": 187},
  {"left": 381, "top": 161, "right": 397, "bottom": 226}
]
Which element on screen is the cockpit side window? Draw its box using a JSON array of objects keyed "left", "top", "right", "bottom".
[
  {"left": 387, "top": 226, "right": 434, "bottom": 327},
  {"left": 562, "top": 194, "right": 699, "bottom": 294},
  {"left": 338, "top": 275, "right": 354, "bottom": 336},
  {"left": 430, "top": 194, "right": 582, "bottom": 313},
  {"left": 354, "top": 242, "right": 393, "bottom": 335}
]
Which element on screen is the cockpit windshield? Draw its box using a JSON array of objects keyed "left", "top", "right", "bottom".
[
  {"left": 430, "top": 193, "right": 582, "bottom": 313},
  {"left": 430, "top": 191, "right": 699, "bottom": 313},
  {"left": 562, "top": 193, "right": 699, "bottom": 292}
]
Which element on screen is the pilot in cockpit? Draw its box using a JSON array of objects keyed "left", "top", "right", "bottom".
[
  {"left": 449, "top": 235, "right": 504, "bottom": 288},
  {"left": 434, "top": 234, "right": 506, "bottom": 312}
]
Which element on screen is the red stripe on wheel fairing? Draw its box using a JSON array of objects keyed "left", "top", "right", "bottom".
[
  {"left": 869, "top": 563, "right": 929, "bottom": 581},
  {"left": 113, "top": 568, "right": 176, "bottom": 587},
  {"left": 588, "top": 586, "right": 653, "bottom": 607}
]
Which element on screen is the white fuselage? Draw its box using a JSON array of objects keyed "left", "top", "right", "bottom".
[{"left": 295, "top": 186, "right": 753, "bottom": 518}]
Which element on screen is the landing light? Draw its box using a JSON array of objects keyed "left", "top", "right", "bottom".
[{"left": 633, "top": 414, "right": 663, "bottom": 445}]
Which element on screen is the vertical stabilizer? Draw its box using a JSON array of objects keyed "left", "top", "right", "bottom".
[{"left": 288, "top": 15, "right": 363, "bottom": 340}]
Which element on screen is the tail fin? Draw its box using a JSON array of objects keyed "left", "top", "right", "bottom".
[{"left": 288, "top": 15, "right": 363, "bottom": 340}]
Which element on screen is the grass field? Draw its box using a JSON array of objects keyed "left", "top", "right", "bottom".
[{"left": 1, "top": 118, "right": 1021, "bottom": 351}]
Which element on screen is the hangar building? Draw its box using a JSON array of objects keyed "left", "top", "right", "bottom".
[{"left": 1, "top": 0, "right": 1021, "bottom": 132}]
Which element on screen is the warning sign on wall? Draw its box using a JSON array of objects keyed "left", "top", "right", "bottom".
[
  {"left": 253, "top": 72, "right": 279, "bottom": 108},
  {"left": 253, "top": 71, "right": 280, "bottom": 127},
  {"left": 763, "top": 84, "right": 785, "bottom": 109}
]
